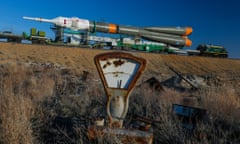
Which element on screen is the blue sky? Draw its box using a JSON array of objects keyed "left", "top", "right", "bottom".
[{"left": 0, "top": 0, "right": 240, "bottom": 58}]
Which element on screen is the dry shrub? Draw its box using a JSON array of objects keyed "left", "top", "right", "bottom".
[
  {"left": 189, "top": 86, "right": 240, "bottom": 143},
  {"left": 128, "top": 87, "right": 187, "bottom": 143},
  {"left": 129, "top": 85, "right": 240, "bottom": 143},
  {"left": 31, "top": 72, "right": 106, "bottom": 144}
]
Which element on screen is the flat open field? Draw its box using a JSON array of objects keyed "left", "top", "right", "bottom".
[{"left": 0, "top": 42, "right": 240, "bottom": 83}]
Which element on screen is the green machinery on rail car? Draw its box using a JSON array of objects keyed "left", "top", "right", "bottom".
[{"left": 22, "top": 28, "right": 48, "bottom": 44}]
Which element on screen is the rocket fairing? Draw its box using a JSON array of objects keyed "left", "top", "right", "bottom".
[
  {"left": 23, "top": 16, "right": 90, "bottom": 30},
  {"left": 23, "top": 16, "right": 193, "bottom": 47}
]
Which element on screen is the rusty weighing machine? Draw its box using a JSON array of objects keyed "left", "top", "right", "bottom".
[{"left": 88, "top": 52, "right": 153, "bottom": 143}]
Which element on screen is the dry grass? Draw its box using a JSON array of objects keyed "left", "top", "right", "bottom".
[
  {"left": 0, "top": 93, "right": 33, "bottom": 144},
  {"left": 0, "top": 62, "right": 56, "bottom": 144},
  {"left": 129, "top": 86, "right": 240, "bottom": 143},
  {"left": 0, "top": 63, "right": 240, "bottom": 143},
  {"left": 1, "top": 42, "right": 240, "bottom": 78},
  {"left": 0, "top": 43, "right": 240, "bottom": 143},
  {"left": 200, "top": 87, "right": 240, "bottom": 122}
]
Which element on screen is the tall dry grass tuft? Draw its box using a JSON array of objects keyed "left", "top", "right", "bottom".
[
  {"left": 0, "top": 93, "right": 33, "bottom": 144},
  {"left": 196, "top": 86, "right": 240, "bottom": 143},
  {"left": 200, "top": 86, "right": 240, "bottom": 122},
  {"left": 130, "top": 87, "right": 183, "bottom": 119},
  {"left": 0, "top": 63, "right": 56, "bottom": 144}
]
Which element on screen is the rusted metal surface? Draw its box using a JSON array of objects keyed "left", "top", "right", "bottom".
[
  {"left": 94, "top": 52, "right": 146, "bottom": 128},
  {"left": 91, "top": 52, "right": 152, "bottom": 143},
  {"left": 94, "top": 52, "right": 146, "bottom": 90},
  {"left": 87, "top": 126, "right": 153, "bottom": 144}
]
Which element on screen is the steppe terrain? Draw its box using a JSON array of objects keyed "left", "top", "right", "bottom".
[{"left": 0, "top": 42, "right": 240, "bottom": 143}]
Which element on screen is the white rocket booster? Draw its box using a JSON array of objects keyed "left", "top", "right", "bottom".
[{"left": 23, "top": 16, "right": 193, "bottom": 47}]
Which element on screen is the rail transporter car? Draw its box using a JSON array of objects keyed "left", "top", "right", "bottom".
[{"left": 0, "top": 28, "right": 228, "bottom": 58}]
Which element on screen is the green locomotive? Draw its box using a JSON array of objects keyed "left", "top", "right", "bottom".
[{"left": 196, "top": 44, "right": 228, "bottom": 58}]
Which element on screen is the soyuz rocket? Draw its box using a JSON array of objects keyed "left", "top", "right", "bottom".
[{"left": 23, "top": 16, "right": 192, "bottom": 47}]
